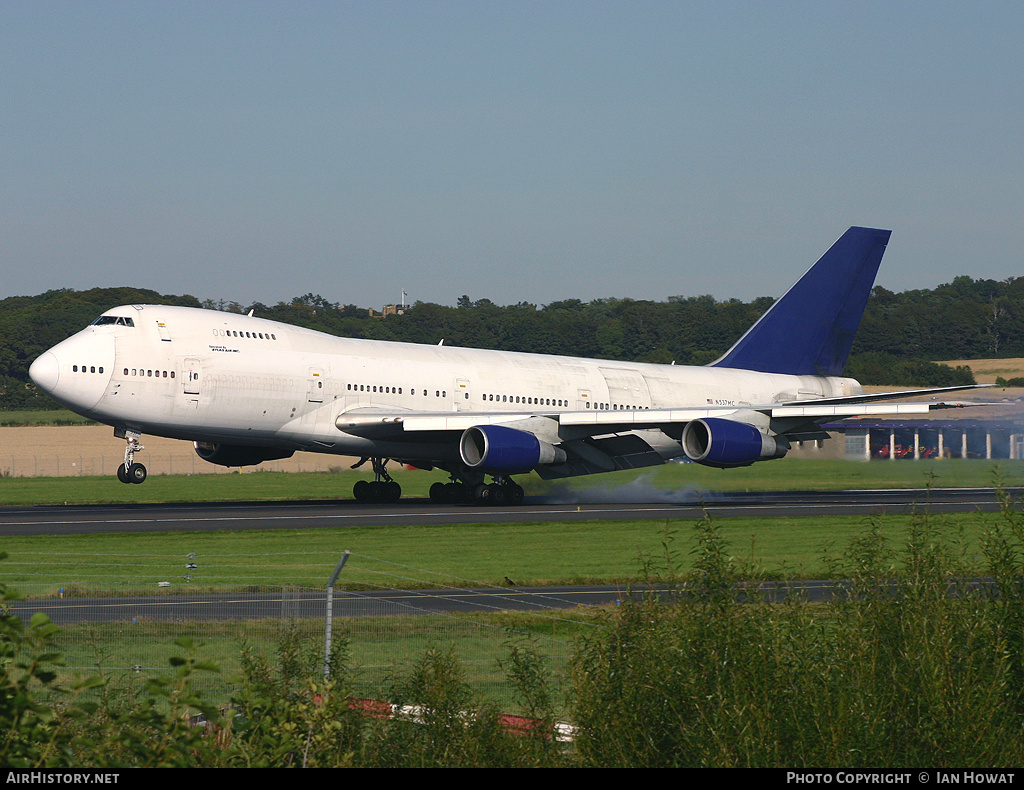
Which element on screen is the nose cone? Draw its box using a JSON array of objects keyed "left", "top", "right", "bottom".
[
  {"left": 29, "top": 333, "right": 115, "bottom": 413},
  {"left": 29, "top": 351, "right": 60, "bottom": 393}
]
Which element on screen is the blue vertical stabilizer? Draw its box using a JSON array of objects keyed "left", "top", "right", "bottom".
[{"left": 711, "top": 226, "right": 891, "bottom": 376}]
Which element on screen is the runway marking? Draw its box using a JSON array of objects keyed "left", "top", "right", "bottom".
[{"left": 1, "top": 499, "right": 1002, "bottom": 529}]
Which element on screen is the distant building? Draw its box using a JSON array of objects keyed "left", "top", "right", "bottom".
[
  {"left": 832, "top": 391, "right": 1024, "bottom": 461},
  {"left": 368, "top": 304, "right": 408, "bottom": 317}
]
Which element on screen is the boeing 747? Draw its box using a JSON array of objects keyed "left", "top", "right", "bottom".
[{"left": 28, "top": 227, "right": 979, "bottom": 505}]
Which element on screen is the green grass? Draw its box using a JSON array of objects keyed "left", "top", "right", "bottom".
[
  {"left": 0, "top": 510, "right": 993, "bottom": 595},
  {"left": 0, "top": 467, "right": 448, "bottom": 505},
  {"left": 0, "top": 408, "right": 98, "bottom": 426},
  {"left": 2, "top": 457, "right": 1021, "bottom": 506}
]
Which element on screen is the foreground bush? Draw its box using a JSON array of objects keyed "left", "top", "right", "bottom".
[{"left": 571, "top": 509, "right": 1024, "bottom": 767}]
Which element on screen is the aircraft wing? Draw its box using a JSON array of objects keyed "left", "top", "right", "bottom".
[
  {"left": 337, "top": 383, "right": 988, "bottom": 438},
  {"left": 336, "top": 385, "right": 987, "bottom": 478}
]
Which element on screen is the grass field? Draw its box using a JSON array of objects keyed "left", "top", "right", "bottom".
[
  {"left": 0, "top": 408, "right": 98, "bottom": 426},
  {"left": 0, "top": 508, "right": 1003, "bottom": 594}
]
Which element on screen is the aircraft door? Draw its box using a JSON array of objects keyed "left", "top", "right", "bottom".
[
  {"left": 183, "top": 358, "right": 201, "bottom": 395},
  {"left": 455, "top": 378, "right": 471, "bottom": 411},
  {"left": 307, "top": 368, "right": 324, "bottom": 403}
]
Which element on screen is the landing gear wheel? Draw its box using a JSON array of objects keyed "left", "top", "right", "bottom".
[
  {"left": 128, "top": 463, "right": 147, "bottom": 484},
  {"left": 487, "top": 483, "right": 506, "bottom": 506},
  {"left": 353, "top": 479, "right": 369, "bottom": 502},
  {"left": 505, "top": 482, "right": 525, "bottom": 506},
  {"left": 117, "top": 463, "right": 131, "bottom": 484}
]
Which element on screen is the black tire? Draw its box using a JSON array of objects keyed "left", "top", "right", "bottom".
[
  {"left": 441, "top": 482, "right": 459, "bottom": 504},
  {"left": 487, "top": 483, "right": 506, "bottom": 506},
  {"left": 128, "top": 463, "right": 147, "bottom": 484},
  {"left": 117, "top": 463, "right": 131, "bottom": 484},
  {"left": 353, "top": 479, "right": 369, "bottom": 501},
  {"left": 505, "top": 483, "right": 525, "bottom": 506}
]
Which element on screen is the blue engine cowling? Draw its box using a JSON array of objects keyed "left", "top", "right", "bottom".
[
  {"left": 194, "top": 442, "right": 295, "bottom": 468},
  {"left": 681, "top": 418, "right": 787, "bottom": 468},
  {"left": 460, "top": 425, "right": 566, "bottom": 474}
]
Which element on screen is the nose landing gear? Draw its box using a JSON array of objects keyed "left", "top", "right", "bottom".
[{"left": 116, "top": 431, "right": 147, "bottom": 484}]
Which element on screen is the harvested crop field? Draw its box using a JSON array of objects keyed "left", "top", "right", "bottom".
[
  {"left": 0, "top": 425, "right": 350, "bottom": 478},
  {"left": 939, "top": 358, "right": 1024, "bottom": 384}
]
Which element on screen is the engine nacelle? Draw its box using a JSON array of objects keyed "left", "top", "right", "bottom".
[
  {"left": 193, "top": 442, "right": 295, "bottom": 468},
  {"left": 460, "top": 425, "right": 567, "bottom": 474},
  {"left": 681, "top": 417, "right": 787, "bottom": 468}
]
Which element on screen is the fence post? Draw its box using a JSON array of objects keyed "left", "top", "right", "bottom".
[{"left": 324, "top": 550, "right": 351, "bottom": 679}]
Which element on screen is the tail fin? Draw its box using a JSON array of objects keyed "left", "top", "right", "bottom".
[{"left": 711, "top": 226, "right": 890, "bottom": 376}]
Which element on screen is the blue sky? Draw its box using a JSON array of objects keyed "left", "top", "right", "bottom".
[{"left": 2, "top": 1, "right": 1022, "bottom": 309}]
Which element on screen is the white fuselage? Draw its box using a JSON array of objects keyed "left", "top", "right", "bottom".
[{"left": 31, "top": 304, "right": 863, "bottom": 465}]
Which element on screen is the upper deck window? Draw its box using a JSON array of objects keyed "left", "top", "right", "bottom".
[{"left": 91, "top": 316, "right": 135, "bottom": 327}]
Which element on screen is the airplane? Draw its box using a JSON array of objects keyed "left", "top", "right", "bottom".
[{"left": 28, "top": 227, "right": 982, "bottom": 505}]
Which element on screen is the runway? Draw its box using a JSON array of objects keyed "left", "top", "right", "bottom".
[{"left": 0, "top": 486, "right": 1019, "bottom": 537}]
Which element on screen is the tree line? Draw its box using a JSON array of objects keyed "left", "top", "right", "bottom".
[{"left": 3, "top": 275, "right": 1011, "bottom": 409}]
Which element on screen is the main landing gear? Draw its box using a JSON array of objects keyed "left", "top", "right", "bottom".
[
  {"left": 351, "top": 457, "right": 402, "bottom": 503},
  {"left": 116, "top": 432, "right": 147, "bottom": 484},
  {"left": 429, "top": 475, "right": 524, "bottom": 506},
  {"left": 350, "top": 459, "right": 525, "bottom": 507}
]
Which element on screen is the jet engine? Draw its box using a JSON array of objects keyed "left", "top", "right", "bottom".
[
  {"left": 460, "top": 425, "right": 566, "bottom": 474},
  {"left": 194, "top": 442, "right": 295, "bottom": 468},
  {"left": 681, "top": 417, "right": 787, "bottom": 468}
]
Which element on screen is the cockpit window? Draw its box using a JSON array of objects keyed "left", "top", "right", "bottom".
[{"left": 91, "top": 316, "right": 135, "bottom": 327}]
